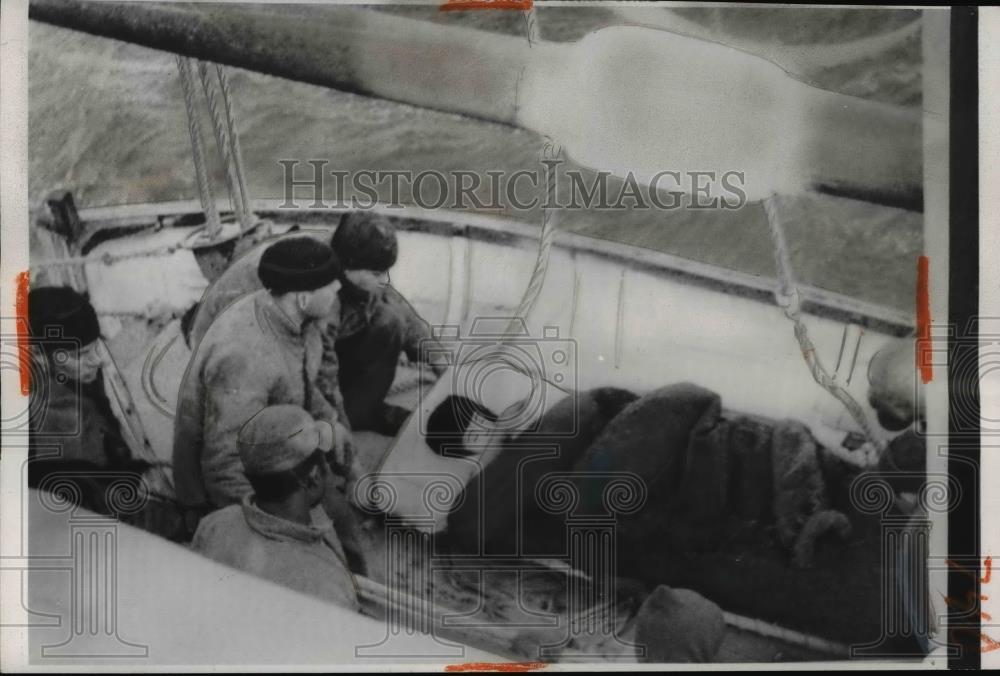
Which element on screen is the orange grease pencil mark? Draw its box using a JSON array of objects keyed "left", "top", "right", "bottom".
[
  {"left": 916, "top": 255, "right": 932, "bottom": 384},
  {"left": 944, "top": 557, "right": 998, "bottom": 652},
  {"left": 15, "top": 271, "right": 30, "bottom": 395},
  {"left": 440, "top": 0, "right": 532, "bottom": 11},
  {"left": 444, "top": 663, "right": 546, "bottom": 672},
  {"left": 983, "top": 634, "right": 1000, "bottom": 653}
]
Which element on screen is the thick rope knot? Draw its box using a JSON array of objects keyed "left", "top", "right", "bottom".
[{"left": 775, "top": 287, "right": 802, "bottom": 319}]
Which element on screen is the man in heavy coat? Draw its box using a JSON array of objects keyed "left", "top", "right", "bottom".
[
  {"left": 191, "top": 404, "right": 361, "bottom": 611},
  {"left": 27, "top": 286, "right": 152, "bottom": 514},
  {"left": 172, "top": 237, "right": 345, "bottom": 513},
  {"left": 27, "top": 286, "right": 131, "bottom": 469},
  {"left": 188, "top": 212, "right": 447, "bottom": 437}
]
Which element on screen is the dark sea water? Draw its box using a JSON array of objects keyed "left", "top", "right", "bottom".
[{"left": 29, "top": 5, "right": 924, "bottom": 312}]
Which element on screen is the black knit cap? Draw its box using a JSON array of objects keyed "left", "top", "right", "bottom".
[
  {"left": 331, "top": 212, "right": 398, "bottom": 272},
  {"left": 28, "top": 286, "right": 101, "bottom": 349},
  {"left": 257, "top": 236, "right": 342, "bottom": 294}
]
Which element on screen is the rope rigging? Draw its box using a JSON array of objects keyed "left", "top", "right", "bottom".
[
  {"left": 504, "top": 139, "right": 562, "bottom": 339},
  {"left": 762, "top": 193, "right": 884, "bottom": 466},
  {"left": 214, "top": 64, "right": 254, "bottom": 230},
  {"left": 196, "top": 61, "right": 254, "bottom": 233},
  {"left": 32, "top": 57, "right": 258, "bottom": 271},
  {"left": 175, "top": 56, "right": 222, "bottom": 241},
  {"left": 431, "top": 6, "right": 556, "bottom": 402},
  {"left": 176, "top": 55, "right": 255, "bottom": 242}
]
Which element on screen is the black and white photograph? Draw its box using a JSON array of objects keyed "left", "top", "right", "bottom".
[{"left": 0, "top": 1, "right": 987, "bottom": 670}]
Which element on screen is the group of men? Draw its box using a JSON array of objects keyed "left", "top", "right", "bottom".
[
  {"left": 23, "top": 209, "right": 734, "bottom": 661},
  {"left": 175, "top": 211, "right": 455, "bottom": 603},
  {"left": 29, "top": 211, "right": 447, "bottom": 612},
  {"left": 25, "top": 207, "right": 929, "bottom": 660}
]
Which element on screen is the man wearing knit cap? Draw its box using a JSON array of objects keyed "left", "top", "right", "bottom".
[
  {"left": 191, "top": 404, "right": 361, "bottom": 611},
  {"left": 331, "top": 211, "right": 448, "bottom": 435},
  {"left": 187, "top": 212, "right": 447, "bottom": 436},
  {"left": 173, "top": 237, "right": 346, "bottom": 519},
  {"left": 26, "top": 286, "right": 156, "bottom": 517}
]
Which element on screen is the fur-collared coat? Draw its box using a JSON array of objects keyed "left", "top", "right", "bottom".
[{"left": 173, "top": 289, "right": 337, "bottom": 508}]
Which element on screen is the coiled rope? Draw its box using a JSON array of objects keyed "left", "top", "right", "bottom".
[{"left": 762, "top": 193, "right": 883, "bottom": 460}]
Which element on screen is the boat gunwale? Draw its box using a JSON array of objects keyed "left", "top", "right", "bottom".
[{"left": 71, "top": 198, "right": 915, "bottom": 337}]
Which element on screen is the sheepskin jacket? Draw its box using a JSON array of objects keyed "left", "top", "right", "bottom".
[
  {"left": 192, "top": 496, "right": 361, "bottom": 612},
  {"left": 173, "top": 289, "right": 337, "bottom": 508},
  {"left": 187, "top": 234, "right": 439, "bottom": 418}
]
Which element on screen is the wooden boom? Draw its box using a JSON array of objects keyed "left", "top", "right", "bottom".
[{"left": 29, "top": 0, "right": 925, "bottom": 210}]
